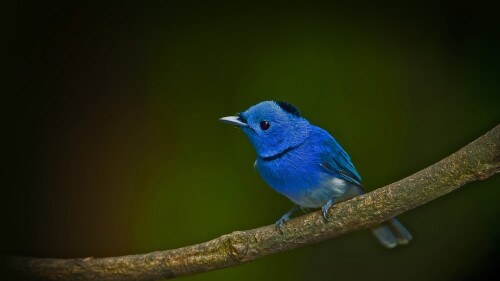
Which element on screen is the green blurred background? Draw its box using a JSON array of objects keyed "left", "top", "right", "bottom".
[{"left": 5, "top": 1, "right": 500, "bottom": 280}]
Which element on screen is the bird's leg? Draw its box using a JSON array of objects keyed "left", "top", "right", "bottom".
[
  {"left": 275, "top": 205, "right": 300, "bottom": 233},
  {"left": 322, "top": 196, "right": 338, "bottom": 221}
]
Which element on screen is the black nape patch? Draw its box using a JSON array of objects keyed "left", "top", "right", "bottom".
[{"left": 275, "top": 101, "right": 301, "bottom": 117}]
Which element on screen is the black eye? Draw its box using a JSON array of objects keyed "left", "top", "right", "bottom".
[{"left": 260, "top": 121, "right": 270, "bottom": 130}]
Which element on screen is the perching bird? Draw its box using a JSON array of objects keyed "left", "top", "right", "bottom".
[{"left": 220, "top": 100, "right": 412, "bottom": 248}]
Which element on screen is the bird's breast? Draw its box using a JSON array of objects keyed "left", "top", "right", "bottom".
[{"left": 256, "top": 148, "right": 350, "bottom": 208}]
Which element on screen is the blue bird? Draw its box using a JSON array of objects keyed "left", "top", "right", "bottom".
[{"left": 220, "top": 101, "right": 412, "bottom": 248}]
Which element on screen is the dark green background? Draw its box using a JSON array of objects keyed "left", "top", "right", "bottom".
[{"left": 5, "top": 2, "right": 500, "bottom": 280}]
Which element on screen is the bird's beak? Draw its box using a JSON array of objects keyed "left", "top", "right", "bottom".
[{"left": 219, "top": 116, "right": 249, "bottom": 127}]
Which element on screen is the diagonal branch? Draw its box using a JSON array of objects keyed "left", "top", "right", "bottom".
[{"left": 2, "top": 124, "right": 499, "bottom": 281}]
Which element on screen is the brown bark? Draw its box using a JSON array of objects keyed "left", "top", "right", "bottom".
[{"left": 2, "top": 124, "right": 499, "bottom": 281}]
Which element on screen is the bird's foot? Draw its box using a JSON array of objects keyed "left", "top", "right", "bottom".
[
  {"left": 321, "top": 197, "right": 336, "bottom": 221},
  {"left": 275, "top": 205, "right": 300, "bottom": 234},
  {"left": 275, "top": 215, "right": 290, "bottom": 234}
]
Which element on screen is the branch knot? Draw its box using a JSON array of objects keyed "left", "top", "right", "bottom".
[{"left": 226, "top": 231, "right": 249, "bottom": 261}]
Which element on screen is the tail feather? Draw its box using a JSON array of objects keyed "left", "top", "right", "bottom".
[
  {"left": 370, "top": 218, "right": 412, "bottom": 248},
  {"left": 371, "top": 224, "right": 398, "bottom": 248},
  {"left": 387, "top": 217, "right": 412, "bottom": 244}
]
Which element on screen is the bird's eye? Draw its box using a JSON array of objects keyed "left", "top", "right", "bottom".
[{"left": 260, "top": 121, "right": 270, "bottom": 130}]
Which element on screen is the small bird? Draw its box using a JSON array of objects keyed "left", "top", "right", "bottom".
[{"left": 220, "top": 100, "right": 412, "bottom": 248}]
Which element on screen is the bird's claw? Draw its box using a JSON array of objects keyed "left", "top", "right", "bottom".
[
  {"left": 322, "top": 205, "right": 330, "bottom": 221},
  {"left": 275, "top": 216, "right": 289, "bottom": 234},
  {"left": 275, "top": 205, "right": 300, "bottom": 234},
  {"left": 321, "top": 197, "right": 336, "bottom": 221}
]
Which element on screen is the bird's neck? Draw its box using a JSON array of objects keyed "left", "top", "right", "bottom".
[{"left": 258, "top": 140, "right": 305, "bottom": 161}]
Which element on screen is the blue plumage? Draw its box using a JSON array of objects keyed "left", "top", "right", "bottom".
[{"left": 220, "top": 101, "right": 412, "bottom": 248}]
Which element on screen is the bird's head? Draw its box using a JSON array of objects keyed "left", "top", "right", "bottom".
[{"left": 220, "top": 101, "right": 310, "bottom": 158}]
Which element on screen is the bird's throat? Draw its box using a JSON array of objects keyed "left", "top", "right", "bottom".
[{"left": 258, "top": 143, "right": 302, "bottom": 161}]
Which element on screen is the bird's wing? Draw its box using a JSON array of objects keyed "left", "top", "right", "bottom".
[{"left": 319, "top": 135, "right": 363, "bottom": 187}]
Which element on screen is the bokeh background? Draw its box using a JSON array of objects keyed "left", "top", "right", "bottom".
[{"left": 5, "top": 1, "right": 500, "bottom": 281}]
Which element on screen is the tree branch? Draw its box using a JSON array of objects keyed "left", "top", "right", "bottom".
[{"left": 2, "top": 124, "right": 499, "bottom": 281}]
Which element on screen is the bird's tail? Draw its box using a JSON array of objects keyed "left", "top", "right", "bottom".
[{"left": 370, "top": 217, "right": 412, "bottom": 248}]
